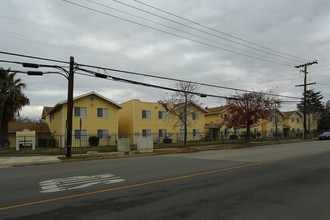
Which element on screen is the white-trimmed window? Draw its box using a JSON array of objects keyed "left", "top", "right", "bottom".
[
  {"left": 97, "top": 129, "right": 109, "bottom": 140},
  {"left": 158, "top": 129, "right": 167, "bottom": 138},
  {"left": 142, "top": 110, "right": 151, "bottom": 119},
  {"left": 142, "top": 129, "right": 152, "bottom": 137},
  {"left": 292, "top": 118, "right": 295, "bottom": 123},
  {"left": 74, "top": 129, "right": 88, "bottom": 140},
  {"left": 254, "top": 128, "right": 259, "bottom": 134},
  {"left": 192, "top": 112, "right": 200, "bottom": 121},
  {"left": 292, "top": 128, "right": 296, "bottom": 134},
  {"left": 97, "top": 108, "right": 109, "bottom": 118},
  {"left": 74, "top": 107, "right": 87, "bottom": 118},
  {"left": 270, "top": 128, "right": 274, "bottom": 134},
  {"left": 297, "top": 118, "right": 300, "bottom": 123},
  {"left": 179, "top": 129, "right": 185, "bottom": 138},
  {"left": 179, "top": 111, "right": 184, "bottom": 120},
  {"left": 158, "top": 111, "right": 167, "bottom": 120},
  {"left": 193, "top": 129, "right": 200, "bottom": 137},
  {"left": 297, "top": 128, "right": 300, "bottom": 134}
]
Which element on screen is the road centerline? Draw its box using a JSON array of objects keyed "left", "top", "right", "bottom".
[{"left": 0, "top": 154, "right": 308, "bottom": 211}]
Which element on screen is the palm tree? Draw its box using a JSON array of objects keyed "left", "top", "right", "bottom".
[{"left": 0, "top": 68, "right": 30, "bottom": 148}]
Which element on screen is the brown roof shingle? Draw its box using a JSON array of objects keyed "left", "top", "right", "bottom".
[{"left": 8, "top": 122, "right": 50, "bottom": 133}]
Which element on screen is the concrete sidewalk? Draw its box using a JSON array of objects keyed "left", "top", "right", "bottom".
[{"left": 0, "top": 155, "right": 61, "bottom": 168}]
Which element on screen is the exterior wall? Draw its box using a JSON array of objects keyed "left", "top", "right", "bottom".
[
  {"left": 119, "top": 99, "right": 206, "bottom": 144},
  {"left": 283, "top": 112, "right": 303, "bottom": 135},
  {"left": 45, "top": 94, "right": 120, "bottom": 147}
]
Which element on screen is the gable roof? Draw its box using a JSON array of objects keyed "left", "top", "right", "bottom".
[
  {"left": 205, "top": 106, "right": 227, "bottom": 115},
  {"left": 8, "top": 122, "right": 50, "bottom": 133},
  {"left": 46, "top": 91, "right": 122, "bottom": 115},
  {"left": 173, "top": 101, "right": 208, "bottom": 113},
  {"left": 282, "top": 111, "right": 303, "bottom": 118}
]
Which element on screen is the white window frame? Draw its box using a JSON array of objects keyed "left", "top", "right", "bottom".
[
  {"left": 97, "top": 129, "right": 109, "bottom": 140},
  {"left": 193, "top": 129, "right": 200, "bottom": 137},
  {"left": 179, "top": 129, "right": 185, "bottom": 138},
  {"left": 192, "top": 112, "right": 200, "bottom": 121},
  {"left": 158, "top": 111, "right": 167, "bottom": 120},
  {"left": 74, "top": 106, "right": 87, "bottom": 118},
  {"left": 74, "top": 129, "right": 88, "bottom": 140},
  {"left": 142, "top": 110, "right": 152, "bottom": 119},
  {"left": 158, "top": 129, "right": 167, "bottom": 138},
  {"left": 142, "top": 129, "right": 152, "bottom": 137},
  {"left": 97, "top": 108, "right": 109, "bottom": 118},
  {"left": 297, "top": 118, "right": 300, "bottom": 123},
  {"left": 292, "top": 128, "right": 296, "bottom": 134}
]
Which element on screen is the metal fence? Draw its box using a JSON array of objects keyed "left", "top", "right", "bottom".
[{"left": 0, "top": 130, "right": 321, "bottom": 155}]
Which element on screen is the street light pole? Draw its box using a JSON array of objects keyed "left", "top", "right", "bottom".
[{"left": 66, "top": 56, "right": 74, "bottom": 158}]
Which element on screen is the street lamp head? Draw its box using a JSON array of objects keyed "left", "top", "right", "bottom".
[{"left": 23, "top": 63, "right": 40, "bottom": 68}]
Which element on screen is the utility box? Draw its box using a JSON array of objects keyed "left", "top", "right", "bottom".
[
  {"left": 137, "top": 136, "right": 153, "bottom": 153},
  {"left": 117, "top": 138, "right": 130, "bottom": 154}
]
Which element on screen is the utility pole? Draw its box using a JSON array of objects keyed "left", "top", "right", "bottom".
[
  {"left": 66, "top": 56, "right": 74, "bottom": 158},
  {"left": 294, "top": 61, "right": 318, "bottom": 140}
]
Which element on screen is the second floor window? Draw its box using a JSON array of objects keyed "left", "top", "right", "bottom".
[
  {"left": 158, "top": 111, "right": 167, "bottom": 120},
  {"left": 292, "top": 118, "right": 295, "bottom": 123},
  {"left": 74, "top": 107, "right": 87, "bottom": 118},
  {"left": 97, "top": 108, "right": 109, "bottom": 118},
  {"left": 297, "top": 118, "right": 300, "bottom": 123},
  {"left": 192, "top": 112, "right": 200, "bottom": 121},
  {"left": 142, "top": 110, "right": 151, "bottom": 119}
]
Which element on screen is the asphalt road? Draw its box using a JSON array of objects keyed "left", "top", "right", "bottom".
[{"left": 1, "top": 141, "right": 330, "bottom": 220}]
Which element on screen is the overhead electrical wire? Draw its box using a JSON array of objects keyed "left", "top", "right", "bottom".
[
  {"left": 0, "top": 56, "right": 301, "bottom": 99},
  {"left": 132, "top": 0, "right": 308, "bottom": 62},
  {"left": 86, "top": 0, "right": 292, "bottom": 65},
  {"left": 108, "top": 0, "right": 304, "bottom": 64},
  {"left": 62, "top": 0, "right": 292, "bottom": 66}
]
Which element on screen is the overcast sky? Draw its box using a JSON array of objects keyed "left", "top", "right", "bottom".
[{"left": 1, "top": 0, "right": 330, "bottom": 119}]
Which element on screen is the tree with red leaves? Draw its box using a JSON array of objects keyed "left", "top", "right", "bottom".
[{"left": 222, "top": 91, "right": 279, "bottom": 142}]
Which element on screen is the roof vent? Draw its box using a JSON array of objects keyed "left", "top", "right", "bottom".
[{"left": 89, "top": 96, "right": 95, "bottom": 104}]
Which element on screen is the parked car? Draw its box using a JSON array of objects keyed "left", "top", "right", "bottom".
[{"left": 318, "top": 132, "right": 330, "bottom": 140}]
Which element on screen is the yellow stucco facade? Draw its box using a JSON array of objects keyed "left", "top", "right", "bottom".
[
  {"left": 42, "top": 91, "right": 122, "bottom": 147},
  {"left": 118, "top": 99, "right": 206, "bottom": 144}
]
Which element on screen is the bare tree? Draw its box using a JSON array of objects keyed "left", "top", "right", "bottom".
[{"left": 159, "top": 81, "right": 200, "bottom": 146}]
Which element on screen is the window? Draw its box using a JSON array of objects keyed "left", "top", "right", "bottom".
[
  {"left": 292, "top": 128, "right": 296, "bottom": 134},
  {"left": 297, "top": 128, "right": 300, "bottom": 134},
  {"left": 297, "top": 118, "right": 300, "bottom": 123},
  {"left": 158, "top": 129, "right": 167, "bottom": 138},
  {"left": 142, "top": 110, "right": 151, "bottom": 119},
  {"left": 179, "top": 111, "right": 184, "bottom": 120},
  {"left": 192, "top": 112, "right": 200, "bottom": 121},
  {"left": 50, "top": 114, "right": 54, "bottom": 123},
  {"left": 193, "top": 129, "right": 200, "bottom": 137},
  {"left": 74, "top": 107, "right": 87, "bottom": 118},
  {"left": 74, "top": 129, "right": 88, "bottom": 140},
  {"left": 97, "top": 129, "right": 109, "bottom": 140},
  {"left": 292, "top": 118, "right": 295, "bottom": 123},
  {"left": 270, "top": 128, "right": 274, "bottom": 134},
  {"left": 142, "top": 129, "right": 152, "bottom": 137},
  {"left": 254, "top": 128, "right": 259, "bottom": 134},
  {"left": 224, "top": 128, "right": 230, "bottom": 136},
  {"left": 224, "top": 114, "right": 229, "bottom": 120},
  {"left": 179, "top": 129, "right": 185, "bottom": 138},
  {"left": 158, "top": 111, "right": 167, "bottom": 120},
  {"left": 97, "top": 108, "right": 109, "bottom": 118}
]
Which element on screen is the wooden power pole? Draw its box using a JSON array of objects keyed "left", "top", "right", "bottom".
[{"left": 294, "top": 61, "right": 318, "bottom": 140}]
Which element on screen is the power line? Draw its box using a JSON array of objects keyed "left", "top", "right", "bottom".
[
  {"left": 0, "top": 51, "right": 69, "bottom": 64},
  {"left": 87, "top": 0, "right": 294, "bottom": 65},
  {"left": 109, "top": 0, "right": 303, "bottom": 64},
  {"left": 132, "top": 0, "right": 308, "bottom": 62},
  {"left": 0, "top": 54, "right": 301, "bottom": 99},
  {"left": 77, "top": 62, "right": 301, "bottom": 99},
  {"left": 62, "top": 0, "right": 292, "bottom": 66}
]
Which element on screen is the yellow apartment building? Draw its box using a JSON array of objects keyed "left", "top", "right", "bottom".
[
  {"left": 205, "top": 106, "right": 262, "bottom": 139},
  {"left": 42, "top": 91, "right": 122, "bottom": 147},
  {"left": 118, "top": 99, "right": 207, "bottom": 144},
  {"left": 282, "top": 111, "right": 303, "bottom": 137}
]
